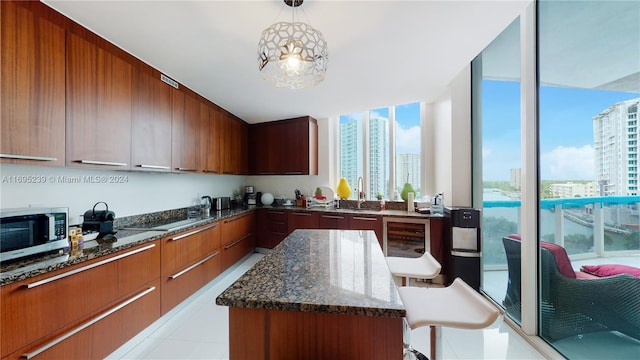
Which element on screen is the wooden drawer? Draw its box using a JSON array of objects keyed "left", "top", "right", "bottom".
[
  {"left": 0, "top": 242, "right": 159, "bottom": 358},
  {"left": 161, "top": 223, "right": 220, "bottom": 277},
  {"left": 287, "top": 211, "right": 318, "bottom": 234},
  {"left": 221, "top": 213, "right": 254, "bottom": 246},
  {"left": 348, "top": 215, "right": 383, "bottom": 247},
  {"left": 4, "top": 279, "right": 160, "bottom": 360},
  {"left": 318, "top": 213, "right": 349, "bottom": 229}
]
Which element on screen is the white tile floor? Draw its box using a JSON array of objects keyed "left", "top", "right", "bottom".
[{"left": 107, "top": 253, "right": 547, "bottom": 360}]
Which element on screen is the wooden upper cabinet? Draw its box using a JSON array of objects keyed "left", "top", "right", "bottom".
[
  {"left": 200, "top": 104, "right": 221, "bottom": 174},
  {"left": 171, "top": 90, "right": 200, "bottom": 172},
  {"left": 0, "top": 1, "right": 66, "bottom": 166},
  {"left": 131, "top": 69, "right": 172, "bottom": 172},
  {"left": 249, "top": 116, "right": 318, "bottom": 175},
  {"left": 220, "top": 112, "right": 247, "bottom": 175},
  {"left": 66, "top": 32, "right": 133, "bottom": 169}
]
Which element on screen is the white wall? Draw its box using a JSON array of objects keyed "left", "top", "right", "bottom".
[
  {"left": 0, "top": 164, "right": 246, "bottom": 225},
  {"left": 430, "top": 64, "right": 473, "bottom": 207}
]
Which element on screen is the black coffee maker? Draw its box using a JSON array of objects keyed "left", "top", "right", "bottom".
[{"left": 82, "top": 201, "right": 117, "bottom": 237}]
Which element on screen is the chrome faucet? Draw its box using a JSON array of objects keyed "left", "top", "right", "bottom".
[{"left": 357, "top": 176, "right": 365, "bottom": 209}]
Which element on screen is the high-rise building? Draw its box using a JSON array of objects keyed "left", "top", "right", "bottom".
[
  {"left": 369, "top": 116, "right": 388, "bottom": 198},
  {"left": 340, "top": 118, "right": 362, "bottom": 198},
  {"left": 510, "top": 168, "right": 521, "bottom": 190},
  {"left": 593, "top": 98, "right": 640, "bottom": 196},
  {"left": 396, "top": 153, "right": 421, "bottom": 197}
]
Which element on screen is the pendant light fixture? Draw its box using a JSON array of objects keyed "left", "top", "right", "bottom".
[{"left": 257, "top": 0, "right": 328, "bottom": 89}]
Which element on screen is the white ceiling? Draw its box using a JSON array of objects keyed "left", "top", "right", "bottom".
[{"left": 43, "top": 0, "right": 530, "bottom": 124}]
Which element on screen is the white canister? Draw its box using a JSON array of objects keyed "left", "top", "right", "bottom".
[{"left": 407, "top": 192, "right": 415, "bottom": 212}]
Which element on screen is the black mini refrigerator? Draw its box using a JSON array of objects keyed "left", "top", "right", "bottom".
[{"left": 446, "top": 207, "right": 481, "bottom": 291}]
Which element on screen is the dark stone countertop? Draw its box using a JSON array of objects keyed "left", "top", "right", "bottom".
[
  {"left": 215, "top": 229, "right": 406, "bottom": 318},
  {"left": 0, "top": 208, "right": 253, "bottom": 286}
]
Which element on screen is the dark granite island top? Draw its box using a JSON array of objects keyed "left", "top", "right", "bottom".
[{"left": 216, "top": 229, "right": 405, "bottom": 359}]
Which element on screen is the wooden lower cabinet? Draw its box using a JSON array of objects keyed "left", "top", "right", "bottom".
[
  {"left": 221, "top": 213, "right": 255, "bottom": 270},
  {"left": 0, "top": 241, "right": 160, "bottom": 360},
  {"left": 318, "top": 213, "right": 349, "bottom": 229},
  {"left": 348, "top": 214, "right": 383, "bottom": 247},
  {"left": 287, "top": 211, "right": 318, "bottom": 233},
  {"left": 256, "top": 209, "right": 288, "bottom": 249},
  {"left": 161, "top": 223, "right": 222, "bottom": 314}
]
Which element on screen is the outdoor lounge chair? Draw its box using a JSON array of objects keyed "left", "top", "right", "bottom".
[{"left": 502, "top": 235, "right": 640, "bottom": 341}]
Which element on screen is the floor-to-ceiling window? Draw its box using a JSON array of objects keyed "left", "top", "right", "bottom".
[
  {"left": 537, "top": 1, "right": 639, "bottom": 358},
  {"left": 471, "top": 17, "right": 522, "bottom": 323},
  {"left": 474, "top": 1, "right": 640, "bottom": 358}
]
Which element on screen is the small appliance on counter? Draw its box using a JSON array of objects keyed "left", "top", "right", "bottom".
[
  {"left": 82, "top": 201, "right": 117, "bottom": 238},
  {"left": 0, "top": 207, "right": 69, "bottom": 262},
  {"left": 243, "top": 186, "right": 257, "bottom": 205},
  {"left": 213, "top": 197, "right": 231, "bottom": 210}
]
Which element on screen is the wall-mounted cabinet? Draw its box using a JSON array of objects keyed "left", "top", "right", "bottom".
[
  {"left": 249, "top": 116, "right": 318, "bottom": 175},
  {"left": 171, "top": 90, "right": 201, "bottom": 173},
  {"left": 1, "top": 1, "right": 66, "bottom": 166},
  {"left": 200, "top": 104, "right": 221, "bottom": 174},
  {"left": 66, "top": 32, "right": 133, "bottom": 170},
  {"left": 131, "top": 68, "right": 173, "bottom": 172}
]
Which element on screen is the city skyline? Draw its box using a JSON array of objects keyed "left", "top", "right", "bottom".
[{"left": 482, "top": 80, "right": 640, "bottom": 181}]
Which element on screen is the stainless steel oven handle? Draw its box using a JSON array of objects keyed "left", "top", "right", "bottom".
[
  {"left": 21, "top": 286, "right": 156, "bottom": 359},
  {"left": 0, "top": 154, "right": 57, "bottom": 161},
  {"left": 24, "top": 244, "right": 156, "bottom": 289}
]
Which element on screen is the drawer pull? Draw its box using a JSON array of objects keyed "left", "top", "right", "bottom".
[
  {"left": 267, "top": 211, "right": 285, "bottom": 215},
  {"left": 25, "top": 244, "right": 156, "bottom": 289},
  {"left": 170, "top": 223, "right": 218, "bottom": 241},
  {"left": 0, "top": 154, "right": 57, "bottom": 161},
  {"left": 21, "top": 286, "right": 156, "bottom": 359},
  {"left": 292, "top": 212, "right": 311, "bottom": 216},
  {"left": 284, "top": 171, "right": 303, "bottom": 175},
  {"left": 137, "top": 164, "right": 170, "bottom": 170},
  {"left": 352, "top": 217, "right": 378, "bottom": 221},
  {"left": 203, "top": 169, "right": 219, "bottom": 173},
  {"left": 224, "top": 233, "right": 251, "bottom": 249},
  {"left": 175, "top": 167, "right": 197, "bottom": 172},
  {"left": 77, "top": 160, "right": 127, "bottom": 166},
  {"left": 169, "top": 251, "right": 220, "bottom": 279},
  {"left": 322, "top": 215, "right": 345, "bottom": 219},
  {"left": 224, "top": 213, "right": 250, "bottom": 223}
]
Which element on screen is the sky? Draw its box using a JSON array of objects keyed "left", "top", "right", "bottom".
[{"left": 482, "top": 79, "right": 640, "bottom": 181}]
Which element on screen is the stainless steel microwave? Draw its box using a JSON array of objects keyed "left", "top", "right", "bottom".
[{"left": 0, "top": 207, "right": 69, "bottom": 262}]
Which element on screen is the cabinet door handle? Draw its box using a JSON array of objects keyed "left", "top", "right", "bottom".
[
  {"left": 170, "top": 223, "right": 218, "bottom": 241},
  {"left": 137, "top": 164, "right": 170, "bottom": 170},
  {"left": 322, "top": 215, "right": 345, "bottom": 219},
  {"left": 24, "top": 244, "right": 156, "bottom": 289},
  {"left": 352, "top": 217, "right": 378, "bottom": 221},
  {"left": 224, "top": 233, "right": 251, "bottom": 249},
  {"left": 222, "top": 171, "right": 236, "bottom": 175},
  {"left": 284, "top": 171, "right": 303, "bottom": 175},
  {"left": 175, "top": 167, "right": 197, "bottom": 172},
  {"left": 292, "top": 212, "right": 311, "bottom": 216},
  {"left": 21, "top": 286, "right": 156, "bottom": 359},
  {"left": 169, "top": 251, "right": 220, "bottom": 279},
  {"left": 203, "top": 169, "right": 219, "bottom": 173},
  {"left": 76, "top": 160, "right": 127, "bottom": 166},
  {"left": 0, "top": 154, "right": 57, "bottom": 161},
  {"left": 267, "top": 211, "right": 285, "bottom": 215},
  {"left": 258, "top": 172, "right": 276, "bottom": 175}
]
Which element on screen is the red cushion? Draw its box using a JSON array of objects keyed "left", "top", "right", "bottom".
[
  {"left": 507, "top": 234, "right": 576, "bottom": 278},
  {"left": 581, "top": 264, "right": 640, "bottom": 279},
  {"left": 575, "top": 271, "right": 599, "bottom": 279},
  {"left": 540, "top": 241, "right": 576, "bottom": 278}
]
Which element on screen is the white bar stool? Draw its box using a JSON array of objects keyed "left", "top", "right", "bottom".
[
  {"left": 398, "top": 278, "right": 501, "bottom": 360},
  {"left": 386, "top": 252, "right": 442, "bottom": 286}
]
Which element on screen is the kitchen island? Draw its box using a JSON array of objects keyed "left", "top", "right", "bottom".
[{"left": 216, "top": 229, "right": 405, "bottom": 359}]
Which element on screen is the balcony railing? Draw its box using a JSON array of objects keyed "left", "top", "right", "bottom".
[{"left": 482, "top": 195, "right": 640, "bottom": 266}]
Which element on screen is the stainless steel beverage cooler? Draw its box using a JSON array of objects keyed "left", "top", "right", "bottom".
[{"left": 446, "top": 207, "right": 481, "bottom": 290}]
